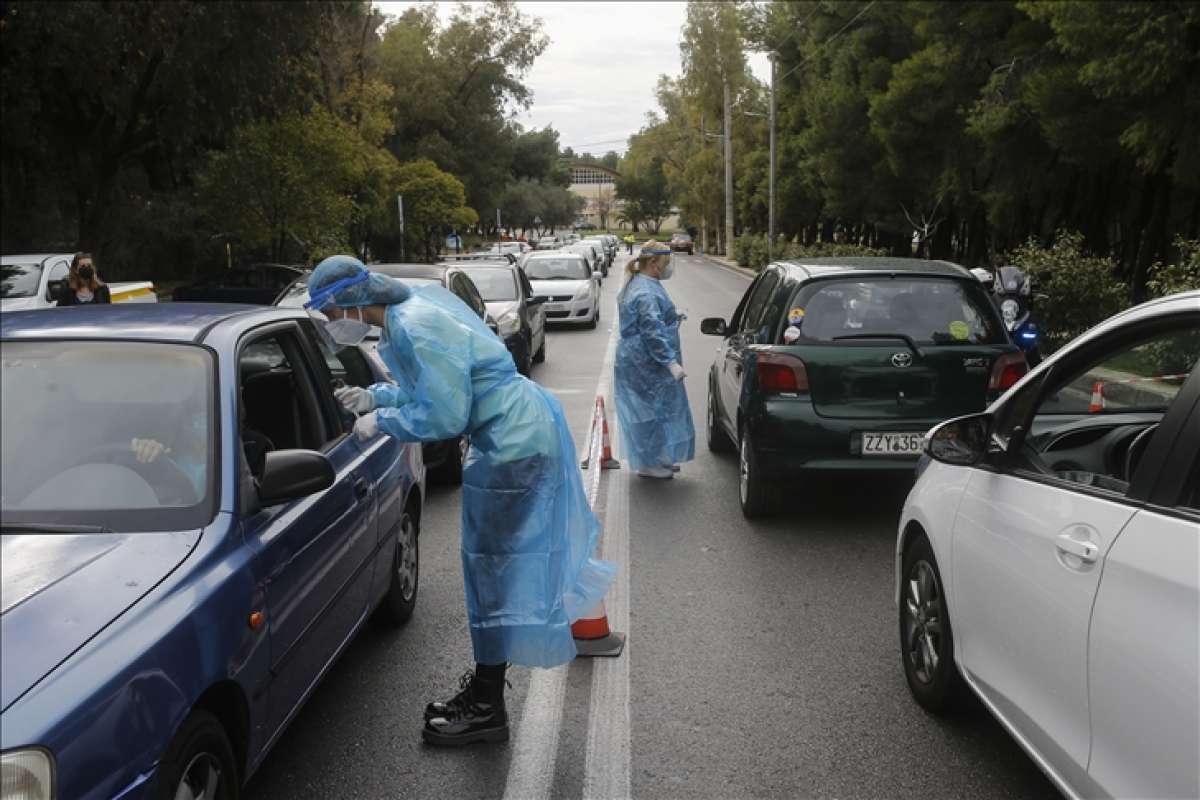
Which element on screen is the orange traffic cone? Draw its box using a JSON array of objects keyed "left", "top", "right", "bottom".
[
  {"left": 1088, "top": 381, "right": 1106, "bottom": 413},
  {"left": 572, "top": 599, "right": 626, "bottom": 657},
  {"left": 580, "top": 397, "right": 621, "bottom": 470}
]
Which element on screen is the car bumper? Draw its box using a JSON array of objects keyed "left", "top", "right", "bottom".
[
  {"left": 747, "top": 398, "right": 948, "bottom": 476},
  {"left": 543, "top": 297, "right": 595, "bottom": 324}
]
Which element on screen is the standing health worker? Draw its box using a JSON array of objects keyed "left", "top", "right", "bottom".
[
  {"left": 306, "top": 256, "right": 614, "bottom": 747},
  {"left": 613, "top": 241, "right": 695, "bottom": 479}
]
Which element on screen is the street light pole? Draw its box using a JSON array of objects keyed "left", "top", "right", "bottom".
[
  {"left": 723, "top": 77, "right": 735, "bottom": 257},
  {"left": 768, "top": 52, "right": 777, "bottom": 260}
]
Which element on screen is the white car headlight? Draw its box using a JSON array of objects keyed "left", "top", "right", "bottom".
[
  {"left": 1001, "top": 299, "right": 1019, "bottom": 322},
  {"left": 496, "top": 310, "right": 521, "bottom": 336},
  {"left": 1, "top": 750, "right": 54, "bottom": 800},
  {"left": 573, "top": 284, "right": 591, "bottom": 300}
]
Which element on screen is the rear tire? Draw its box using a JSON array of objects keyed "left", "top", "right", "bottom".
[
  {"left": 153, "top": 710, "right": 239, "bottom": 800},
  {"left": 706, "top": 378, "right": 734, "bottom": 454},
  {"left": 430, "top": 436, "right": 467, "bottom": 485},
  {"left": 738, "top": 430, "right": 771, "bottom": 519},
  {"left": 379, "top": 508, "right": 419, "bottom": 625},
  {"left": 533, "top": 337, "right": 546, "bottom": 364},
  {"left": 900, "top": 533, "right": 962, "bottom": 713},
  {"left": 587, "top": 306, "right": 598, "bottom": 330}
]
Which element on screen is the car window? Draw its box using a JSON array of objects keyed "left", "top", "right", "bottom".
[
  {"left": 464, "top": 268, "right": 518, "bottom": 302},
  {"left": 451, "top": 273, "right": 487, "bottom": 318},
  {"left": 1007, "top": 322, "right": 1199, "bottom": 496},
  {"left": 298, "top": 319, "right": 375, "bottom": 435},
  {"left": 1, "top": 340, "right": 216, "bottom": 530},
  {"left": 795, "top": 278, "right": 1005, "bottom": 345},
  {"left": 1182, "top": 456, "right": 1200, "bottom": 514},
  {"left": 740, "top": 270, "right": 780, "bottom": 338},
  {"left": 525, "top": 257, "right": 589, "bottom": 280},
  {"left": 1039, "top": 328, "right": 1200, "bottom": 415},
  {"left": 517, "top": 269, "right": 535, "bottom": 298},
  {"left": 0, "top": 261, "right": 44, "bottom": 299},
  {"left": 239, "top": 330, "right": 327, "bottom": 457}
]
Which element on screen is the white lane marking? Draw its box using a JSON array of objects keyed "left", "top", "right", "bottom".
[
  {"left": 583, "top": 298, "right": 631, "bottom": 800},
  {"left": 502, "top": 301, "right": 620, "bottom": 800}
]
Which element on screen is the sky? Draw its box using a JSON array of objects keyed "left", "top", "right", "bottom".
[{"left": 373, "top": 1, "right": 770, "bottom": 156}]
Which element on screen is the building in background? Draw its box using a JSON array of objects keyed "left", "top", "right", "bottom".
[{"left": 567, "top": 163, "right": 680, "bottom": 232}]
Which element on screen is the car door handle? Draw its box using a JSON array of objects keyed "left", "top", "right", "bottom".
[
  {"left": 1055, "top": 533, "right": 1098, "bottom": 563},
  {"left": 354, "top": 477, "right": 370, "bottom": 500}
]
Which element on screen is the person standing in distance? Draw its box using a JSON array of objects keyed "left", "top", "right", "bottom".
[
  {"left": 613, "top": 241, "right": 695, "bottom": 479},
  {"left": 306, "top": 256, "right": 615, "bottom": 747},
  {"left": 56, "top": 252, "right": 111, "bottom": 306}
]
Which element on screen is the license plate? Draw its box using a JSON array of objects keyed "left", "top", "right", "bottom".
[{"left": 861, "top": 432, "right": 925, "bottom": 456}]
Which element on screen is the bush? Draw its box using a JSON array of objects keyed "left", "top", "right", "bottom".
[
  {"left": 1010, "top": 231, "right": 1126, "bottom": 350},
  {"left": 1147, "top": 237, "right": 1200, "bottom": 298},
  {"left": 732, "top": 234, "right": 886, "bottom": 272}
]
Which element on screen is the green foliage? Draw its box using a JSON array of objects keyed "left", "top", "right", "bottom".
[
  {"left": 615, "top": 144, "right": 673, "bottom": 234},
  {"left": 733, "top": 234, "right": 885, "bottom": 272},
  {"left": 198, "top": 109, "right": 364, "bottom": 263},
  {"left": 1010, "top": 231, "right": 1126, "bottom": 348},
  {"left": 394, "top": 159, "right": 479, "bottom": 262},
  {"left": 1146, "top": 238, "right": 1200, "bottom": 298}
]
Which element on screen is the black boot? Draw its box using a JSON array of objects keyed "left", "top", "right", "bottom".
[
  {"left": 423, "top": 670, "right": 475, "bottom": 721},
  {"left": 422, "top": 670, "right": 509, "bottom": 746}
]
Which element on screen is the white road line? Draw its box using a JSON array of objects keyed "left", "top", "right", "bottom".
[
  {"left": 583, "top": 299, "right": 631, "bottom": 800},
  {"left": 503, "top": 300, "right": 624, "bottom": 800}
]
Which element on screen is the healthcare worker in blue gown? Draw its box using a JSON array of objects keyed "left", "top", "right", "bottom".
[
  {"left": 306, "top": 256, "right": 615, "bottom": 747},
  {"left": 614, "top": 242, "right": 695, "bottom": 479}
]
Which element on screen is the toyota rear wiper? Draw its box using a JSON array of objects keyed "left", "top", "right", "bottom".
[
  {"left": 833, "top": 332, "right": 924, "bottom": 358},
  {"left": 0, "top": 522, "right": 113, "bottom": 534}
]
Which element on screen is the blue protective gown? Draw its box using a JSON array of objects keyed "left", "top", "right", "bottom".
[
  {"left": 366, "top": 285, "right": 615, "bottom": 668},
  {"left": 614, "top": 274, "right": 696, "bottom": 470}
]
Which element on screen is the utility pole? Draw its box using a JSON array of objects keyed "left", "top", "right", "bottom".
[
  {"left": 768, "top": 52, "right": 777, "bottom": 260},
  {"left": 699, "top": 111, "right": 709, "bottom": 255},
  {"left": 722, "top": 77, "right": 735, "bottom": 256}
]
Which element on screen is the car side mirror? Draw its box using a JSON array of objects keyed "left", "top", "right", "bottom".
[
  {"left": 527, "top": 295, "right": 547, "bottom": 306},
  {"left": 700, "top": 318, "right": 728, "bottom": 336},
  {"left": 257, "top": 449, "right": 335, "bottom": 506},
  {"left": 924, "top": 413, "right": 992, "bottom": 467}
]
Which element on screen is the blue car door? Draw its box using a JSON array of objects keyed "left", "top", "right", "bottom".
[{"left": 237, "top": 325, "right": 378, "bottom": 740}]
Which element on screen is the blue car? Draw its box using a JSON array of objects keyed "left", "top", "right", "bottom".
[{"left": 0, "top": 304, "right": 424, "bottom": 799}]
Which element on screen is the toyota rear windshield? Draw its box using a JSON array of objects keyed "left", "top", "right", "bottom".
[
  {"left": 788, "top": 278, "right": 1005, "bottom": 345},
  {"left": 525, "top": 258, "right": 589, "bottom": 280}
]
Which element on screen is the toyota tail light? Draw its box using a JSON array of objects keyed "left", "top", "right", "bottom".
[
  {"left": 755, "top": 352, "right": 810, "bottom": 394},
  {"left": 988, "top": 352, "right": 1028, "bottom": 394}
]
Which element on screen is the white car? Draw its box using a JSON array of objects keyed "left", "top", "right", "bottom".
[
  {"left": 522, "top": 252, "right": 601, "bottom": 329},
  {"left": 1, "top": 253, "right": 157, "bottom": 311},
  {"left": 898, "top": 290, "right": 1199, "bottom": 800}
]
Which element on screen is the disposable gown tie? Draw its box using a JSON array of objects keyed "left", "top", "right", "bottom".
[
  {"left": 367, "top": 285, "right": 615, "bottom": 668},
  {"left": 613, "top": 274, "right": 696, "bottom": 470}
]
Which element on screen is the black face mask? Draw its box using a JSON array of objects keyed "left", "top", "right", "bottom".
[{"left": 78, "top": 266, "right": 94, "bottom": 281}]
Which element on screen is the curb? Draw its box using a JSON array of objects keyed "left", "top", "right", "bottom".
[{"left": 697, "top": 253, "right": 758, "bottom": 280}]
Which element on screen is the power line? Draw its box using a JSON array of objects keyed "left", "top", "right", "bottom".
[
  {"left": 565, "top": 138, "right": 629, "bottom": 150},
  {"left": 778, "top": 0, "right": 876, "bottom": 84}
]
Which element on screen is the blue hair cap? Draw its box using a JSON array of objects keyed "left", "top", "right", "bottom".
[{"left": 308, "top": 255, "right": 412, "bottom": 309}]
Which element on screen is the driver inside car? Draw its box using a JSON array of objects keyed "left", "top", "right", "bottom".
[{"left": 130, "top": 415, "right": 207, "bottom": 503}]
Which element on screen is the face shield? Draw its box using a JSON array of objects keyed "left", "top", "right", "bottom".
[
  {"left": 644, "top": 247, "right": 674, "bottom": 279},
  {"left": 304, "top": 270, "right": 372, "bottom": 347}
]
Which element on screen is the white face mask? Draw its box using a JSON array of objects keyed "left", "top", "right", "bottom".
[
  {"left": 659, "top": 257, "right": 675, "bottom": 280},
  {"left": 325, "top": 307, "right": 371, "bottom": 347}
]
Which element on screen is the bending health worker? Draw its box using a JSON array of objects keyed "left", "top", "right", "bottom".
[{"left": 306, "top": 256, "right": 615, "bottom": 747}]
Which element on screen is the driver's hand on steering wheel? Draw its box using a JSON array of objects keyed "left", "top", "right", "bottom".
[{"left": 131, "top": 438, "right": 170, "bottom": 464}]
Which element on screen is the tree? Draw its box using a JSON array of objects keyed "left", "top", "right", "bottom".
[
  {"left": 595, "top": 185, "right": 616, "bottom": 229},
  {"left": 393, "top": 159, "right": 478, "bottom": 261},
  {"left": 616, "top": 143, "right": 673, "bottom": 234},
  {"left": 197, "top": 109, "right": 363, "bottom": 263}
]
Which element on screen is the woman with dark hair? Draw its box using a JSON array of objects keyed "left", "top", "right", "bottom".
[{"left": 56, "top": 252, "right": 111, "bottom": 306}]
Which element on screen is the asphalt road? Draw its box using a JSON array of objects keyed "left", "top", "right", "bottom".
[{"left": 245, "top": 252, "right": 1058, "bottom": 799}]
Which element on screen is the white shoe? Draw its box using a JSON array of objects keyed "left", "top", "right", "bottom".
[{"left": 636, "top": 467, "right": 674, "bottom": 479}]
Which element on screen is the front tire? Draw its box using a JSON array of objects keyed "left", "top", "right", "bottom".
[
  {"left": 532, "top": 336, "right": 546, "bottom": 364},
  {"left": 379, "top": 508, "right": 419, "bottom": 625},
  {"left": 154, "top": 710, "right": 239, "bottom": 800},
  {"left": 738, "top": 430, "right": 770, "bottom": 519},
  {"left": 900, "top": 533, "right": 962, "bottom": 713}
]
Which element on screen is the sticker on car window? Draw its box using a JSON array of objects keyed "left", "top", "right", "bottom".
[
  {"left": 949, "top": 320, "right": 970, "bottom": 340},
  {"left": 782, "top": 326, "right": 802, "bottom": 344},
  {"left": 787, "top": 307, "right": 805, "bottom": 325}
]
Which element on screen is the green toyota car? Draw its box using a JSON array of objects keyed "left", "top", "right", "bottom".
[{"left": 701, "top": 258, "right": 1026, "bottom": 517}]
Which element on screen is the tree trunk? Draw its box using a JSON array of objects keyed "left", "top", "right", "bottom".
[{"left": 1133, "top": 171, "right": 1173, "bottom": 303}]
